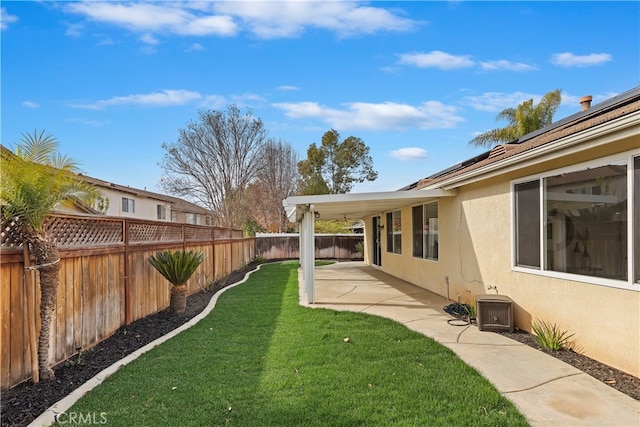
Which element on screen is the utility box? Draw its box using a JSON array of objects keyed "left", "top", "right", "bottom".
[{"left": 475, "top": 294, "right": 514, "bottom": 332}]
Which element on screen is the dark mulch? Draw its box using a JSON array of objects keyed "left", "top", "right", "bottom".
[
  {"left": 2, "top": 263, "right": 638, "bottom": 426},
  {"left": 1, "top": 262, "right": 261, "bottom": 427}
]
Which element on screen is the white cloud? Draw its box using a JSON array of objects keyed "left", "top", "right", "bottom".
[
  {"left": 186, "top": 42, "right": 206, "bottom": 52},
  {"left": 140, "top": 33, "right": 159, "bottom": 45},
  {"left": 65, "top": 2, "right": 238, "bottom": 37},
  {"left": 273, "top": 100, "right": 463, "bottom": 131},
  {"left": 398, "top": 51, "right": 475, "bottom": 70},
  {"left": 70, "top": 89, "right": 203, "bottom": 110},
  {"left": 551, "top": 52, "right": 612, "bottom": 67},
  {"left": 463, "top": 91, "right": 541, "bottom": 112},
  {"left": 215, "top": 1, "right": 419, "bottom": 38},
  {"left": 398, "top": 51, "right": 539, "bottom": 73},
  {"left": 64, "top": 117, "right": 110, "bottom": 127},
  {"left": 390, "top": 147, "right": 428, "bottom": 161},
  {"left": 277, "top": 85, "right": 300, "bottom": 91},
  {"left": 200, "top": 95, "right": 227, "bottom": 109},
  {"left": 65, "top": 23, "right": 83, "bottom": 37},
  {"left": 1, "top": 7, "right": 18, "bottom": 31},
  {"left": 22, "top": 101, "right": 40, "bottom": 109},
  {"left": 64, "top": 2, "right": 418, "bottom": 40},
  {"left": 479, "top": 60, "right": 536, "bottom": 71}
]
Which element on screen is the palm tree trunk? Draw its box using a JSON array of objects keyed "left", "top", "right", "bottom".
[
  {"left": 170, "top": 284, "right": 188, "bottom": 315},
  {"left": 28, "top": 232, "right": 60, "bottom": 380}
]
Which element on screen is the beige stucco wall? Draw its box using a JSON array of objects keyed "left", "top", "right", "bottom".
[
  {"left": 363, "top": 138, "right": 640, "bottom": 377},
  {"left": 95, "top": 188, "right": 172, "bottom": 221}
]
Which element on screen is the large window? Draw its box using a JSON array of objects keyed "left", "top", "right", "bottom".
[
  {"left": 122, "top": 197, "right": 135, "bottom": 213},
  {"left": 514, "top": 181, "right": 540, "bottom": 268},
  {"left": 412, "top": 202, "right": 439, "bottom": 261},
  {"left": 514, "top": 155, "right": 639, "bottom": 288},
  {"left": 157, "top": 204, "right": 167, "bottom": 220},
  {"left": 635, "top": 157, "right": 640, "bottom": 284},
  {"left": 386, "top": 210, "right": 402, "bottom": 254},
  {"left": 186, "top": 212, "right": 200, "bottom": 225}
]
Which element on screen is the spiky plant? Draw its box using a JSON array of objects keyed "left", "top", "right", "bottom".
[
  {"left": 148, "top": 250, "right": 205, "bottom": 315},
  {"left": 0, "top": 130, "right": 98, "bottom": 380},
  {"left": 531, "top": 319, "right": 575, "bottom": 351}
]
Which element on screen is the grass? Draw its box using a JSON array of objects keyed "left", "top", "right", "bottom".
[{"left": 61, "top": 262, "right": 528, "bottom": 426}]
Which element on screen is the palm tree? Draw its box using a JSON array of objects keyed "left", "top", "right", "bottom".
[
  {"left": 469, "top": 89, "right": 562, "bottom": 148},
  {"left": 148, "top": 250, "right": 205, "bottom": 315},
  {"left": 0, "top": 130, "right": 97, "bottom": 380}
]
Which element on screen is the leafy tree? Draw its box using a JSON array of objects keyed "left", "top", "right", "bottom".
[
  {"left": 160, "top": 105, "right": 268, "bottom": 228},
  {"left": 148, "top": 250, "right": 205, "bottom": 315},
  {"left": 314, "top": 219, "right": 358, "bottom": 234},
  {"left": 469, "top": 89, "right": 562, "bottom": 148},
  {"left": 0, "top": 130, "right": 97, "bottom": 380},
  {"left": 298, "top": 129, "right": 378, "bottom": 195}
]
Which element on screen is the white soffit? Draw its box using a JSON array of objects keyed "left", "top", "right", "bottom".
[{"left": 283, "top": 189, "right": 456, "bottom": 222}]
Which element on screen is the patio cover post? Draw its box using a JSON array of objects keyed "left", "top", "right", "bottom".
[{"left": 300, "top": 205, "right": 315, "bottom": 303}]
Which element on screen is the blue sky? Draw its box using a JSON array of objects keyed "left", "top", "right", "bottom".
[{"left": 2, "top": 1, "right": 639, "bottom": 194}]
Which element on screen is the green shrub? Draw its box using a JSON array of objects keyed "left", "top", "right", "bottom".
[{"left": 531, "top": 319, "right": 574, "bottom": 351}]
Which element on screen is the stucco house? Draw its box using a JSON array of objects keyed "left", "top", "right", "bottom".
[
  {"left": 79, "top": 175, "right": 212, "bottom": 225},
  {"left": 284, "top": 87, "right": 640, "bottom": 377}
]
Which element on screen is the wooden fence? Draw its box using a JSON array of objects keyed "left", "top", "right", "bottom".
[
  {"left": 0, "top": 214, "right": 254, "bottom": 390},
  {"left": 256, "top": 233, "right": 363, "bottom": 260}
]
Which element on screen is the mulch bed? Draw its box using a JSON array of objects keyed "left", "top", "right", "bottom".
[{"left": 2, "top": 262, "right": 638, "bottom": 426}]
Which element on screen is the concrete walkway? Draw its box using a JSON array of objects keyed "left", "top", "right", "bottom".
[{"left": 300, "top": 262, "right": 640, "bottom": 427}]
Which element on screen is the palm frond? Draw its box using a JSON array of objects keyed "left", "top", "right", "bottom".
[
  {"left": 148, "top": 250, "right": 205, "bottom": 286},
  {"left": 0, "top": 130, "right": 98, "bottom": 231},
  {"left": 468, "top": 89, "right": 563, "bottom": 148}
]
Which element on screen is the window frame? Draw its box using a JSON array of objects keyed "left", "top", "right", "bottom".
[
  {"left": 511, "top": 151, "right": 639, "bottom": 291},
  {"left": 157, "top": 204, "right": 167, "bottom": 220},
  {"left": 186, "top": 212, "right": 199, "bottom": 225},
  {"left": 412, "top": 201, "right": 439, "bottom": 262},
  {"left": 122, "top": 197, "right": 135, "bottom": 213},
  {"left": 386, "top": 210, "right": 402, "bottom": 254}
]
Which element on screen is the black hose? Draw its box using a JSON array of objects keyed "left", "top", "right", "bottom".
[{"left": 444, "top": 302, "right": 475, "bottom": 326}]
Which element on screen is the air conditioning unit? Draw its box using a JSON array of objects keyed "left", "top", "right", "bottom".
[{"left": 475, "top": 294, "right": 514, "bottom": 332}]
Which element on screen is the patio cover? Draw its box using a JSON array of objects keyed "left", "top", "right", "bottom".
[{"left": 282, "top": 189, "right": 456, "bottom": 303}]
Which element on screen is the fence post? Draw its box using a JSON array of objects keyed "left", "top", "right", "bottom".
[
  {"left": 123, "top": 218, "right": 131, "bottom": 325},
  {"left": 211, "top": 227, "right": 217, "bottom": 282}
]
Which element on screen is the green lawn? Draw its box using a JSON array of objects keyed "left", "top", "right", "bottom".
[{"left": 62, "top": 262, "right": 529, "bottom": 426}]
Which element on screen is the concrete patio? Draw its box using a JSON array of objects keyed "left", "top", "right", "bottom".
[{"left": 299, "top": 261, "right": 640, "bottom": 427}]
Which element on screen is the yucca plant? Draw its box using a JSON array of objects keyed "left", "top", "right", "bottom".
[
  {"left": 148, "top": 250, "right": 205, "bottom": 315},
  {"left": 531, "top": 319, "right": 575, "bottom": 351}
]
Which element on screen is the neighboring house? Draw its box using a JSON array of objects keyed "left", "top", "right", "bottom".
[
  {"left": 163, "top": 194, "right": 213, "bottom": 225},
  {"left": 80, "top": 175, "right": 172, "bottom": 221},
  {"left": 284, "top": 87, "right": 640, "bottom": 377},
  {"left": 80, "top": 175, "right": 212, "bottom": 225}
]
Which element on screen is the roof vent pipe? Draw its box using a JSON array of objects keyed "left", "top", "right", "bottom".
[{"left": 580, "top": 95, "right": 593, "bottom": 111}]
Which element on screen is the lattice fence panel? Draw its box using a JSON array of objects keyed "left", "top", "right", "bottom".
[
  {"left": 129, "top": 222, "right": 183, "bottom": 242},
  {"left": 0, "top": 218, "right": 23, "bottom": 248},
  {"left": 45, "top": 216, "right": 124, "bottom": 246},
  {"left": 185, "top": 226, "right": 213, "bottom": 241}
]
